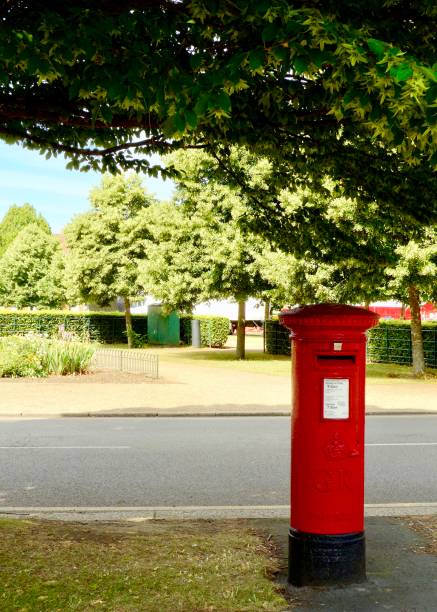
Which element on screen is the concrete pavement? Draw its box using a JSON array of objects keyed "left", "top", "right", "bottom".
[
  {"left": 260, "top": 517, "right": 437, "bottom": 612},
  {"left": 0, "top": 358, "right": 435, "bottom": 417}
]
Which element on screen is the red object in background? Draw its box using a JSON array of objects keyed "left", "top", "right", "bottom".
[
  {"left": 280, "top": 304, "right": 379, "bottom": 536},
  {"left": 419, "top": 303, "right": 437, "bottom": 320},
  {"left": 369, "top": 302, "right": 437, "bottom": 320}
]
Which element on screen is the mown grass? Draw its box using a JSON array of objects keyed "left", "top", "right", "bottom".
[
  {"left": 365, "top": 362, "right": 437, "bottom": 381},
  {"left": 0, "top": 519, "right": 288, "bottom": 612},
  {"left": 103, "top": 335, "right": 437, "bottom": 381}
]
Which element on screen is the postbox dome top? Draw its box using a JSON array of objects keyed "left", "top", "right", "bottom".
[{"left": 279, "top": 303, "right": 379, "bottom": 335}]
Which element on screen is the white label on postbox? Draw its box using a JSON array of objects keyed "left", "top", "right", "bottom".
[{"left": 323, "top": 379, "right": 349, "bottom": 419}]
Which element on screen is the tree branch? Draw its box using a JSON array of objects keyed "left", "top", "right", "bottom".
[
  {"left": 0, "top": 126, "right": 207, "bottom": 157},
  {"left": 0, "top": 105, "right": 160, "bottom": 130}
]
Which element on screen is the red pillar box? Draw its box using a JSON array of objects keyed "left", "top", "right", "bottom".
[{"left": 279, "top": 304, "right": 379, "bottom": 587}]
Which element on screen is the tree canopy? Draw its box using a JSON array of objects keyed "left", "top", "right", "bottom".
[
  {"left": 156, "top": 147, "right": 436, "bottom": 372},
  {"left": 140, "top": 150, "right": 274, "bottom": 357},
  {"left": 0, "top": 203, "right": 51, "bottom": 257},
  {"left": 64, "top": 173, "right": 155, "bottom": 347},
  {"left": 0, "top": 223, "right": 65, "bottom": 308},
  {"left": 2, "top": 2, "right": 437, "bottom": 194}
]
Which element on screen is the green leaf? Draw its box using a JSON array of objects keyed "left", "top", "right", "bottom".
[
  {"left": 100, "top": 105, "right": 113, "bottom": 123},
  {"left": 369, "top": 106, "right": 381, "bottom": 121},
  {"left": 174, "top": 113, "right": 186, "bottom": 132},
  {"left": 185, "top": 109, "right": 198, "bottom": 129},
  {"left": 248, "top": 49, "right": 265, "bottom": 71},
  {"left": 209, "top": 69, "right": 224, "bottom": 86},
  {"left": 271, "top": 46, "right": 289, "bottom": 63},
  {"left": 387, "top": 46, "right": 402, "bottom": 58},
  {"left": 227, "top": 52, "right": 246, "bottom": 72},
  {"left": 343, "top": 90, "right": 358, "bottom": 105},
  {"left": 194, "top": 94, "right": 209, "bottom": 116},
  {"left": 262, "top": 23, "right": 279, "bottom": 43},
  {"left": 256, "top": 0, "right": 270, "bottom": 15},
  {"left": 216, "top": 91, "right": 231, "bottom": 113},
  {"left": 189, "top": 53, "right": 203, "bottom": 70},
  {"left": 367, "top": 38, "right": 386, "bottom": 59},
  {"left": 293, "top": 57, "right": 308, "bottom": 75},
  {"left": 390, "top": 63, "right": 413, "bottom": 82},
  {"left": 359, "top": 93, "right": 371, "bottom": 107},
  {"left": 310, "top": 49, "right": 332, "bottom": 69},
  {"left": 420, "top": 66, "right": 437, "bottom": 83},
  {"left": 425, "top": 83, "right": 437, "bottom": 103},
  {"left": 392, "top": 129, "right": 404, "bottom": 146}
]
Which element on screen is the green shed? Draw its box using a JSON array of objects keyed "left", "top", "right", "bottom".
[{"left": 147, "top": 304, "right": 180, "bottom": 345}]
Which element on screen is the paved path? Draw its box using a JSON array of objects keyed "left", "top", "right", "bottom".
[
  {"left": 270, "top": 517, "right": 437, "bottom": 612},
  {"left": 0, "top": 359, "right": 435, "bottom": 416},
  {"left": 0, "top": 361, "right": 290, "bottom": 416}
]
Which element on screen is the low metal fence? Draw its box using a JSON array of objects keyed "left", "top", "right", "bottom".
[
  {"left": 263, "top": 320, "right": 291, "bottom": 355},
  {"left": 92, "top": 348, "right": 159, "bottom": 379}
]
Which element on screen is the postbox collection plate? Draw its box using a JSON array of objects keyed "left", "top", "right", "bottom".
[{"left": 323, "top": 378, "right": 349, "bottom": 419}]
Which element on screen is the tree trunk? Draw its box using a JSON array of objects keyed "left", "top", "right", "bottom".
[
  {"left": 264, "top": 300, "right": 271, "bottom": 321},
  {"left": 236, "top": 299, "right": 246, "bottom": 360},
  {"left": 408, "top": 285, "right": 425, "bottom": 377},
  {"left": 363, "top": 299, "right": 370, "bottom": 310},
  {"left": 400, "top": 303, "right": 406, "bottom": 320},
  {"left": 123, "top": 296, "right": 134, "bottom": 349},
  {"left": 263, "top": 300, "right": 270, "bottom": 354}
]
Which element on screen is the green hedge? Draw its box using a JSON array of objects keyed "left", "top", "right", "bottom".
[
  {"left": 265, "top": 318, "right": 437, "bottom": 367},
  {"left": 264, "top": 319, "right": 291, "bottom": 355},
  {"left": 180, "top": 314, "right": 230, "bottom": 348},
  {"left": 0, "top": 311, "right": 234, "bottom": 348},
  {"left": 367, "top": 320, "right": 437, "bottom": 368},
  {"left": 0, "top": 310, "right": 148, "bottom": 345}
]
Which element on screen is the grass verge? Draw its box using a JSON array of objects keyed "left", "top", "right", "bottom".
[
  {"left": 365, "top": 362, "right": 437, "bottom": 381},
  {"left": 0, "top": 518, "right": 289, "bottom": 612},
  {"left": 105, "top": 338, "right": 437, "bottom": 382}
]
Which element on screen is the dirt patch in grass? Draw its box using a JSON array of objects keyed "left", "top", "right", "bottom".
[
  {"left": 405, "top": 515, "right": 437, "bottom": 555},
  {"left": 0, "top": 518, "right": 290, "bottom": 611}
]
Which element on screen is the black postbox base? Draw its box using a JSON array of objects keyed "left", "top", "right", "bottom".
[{"left": 288, "top": 528, "right": 366, "bottom": 587}]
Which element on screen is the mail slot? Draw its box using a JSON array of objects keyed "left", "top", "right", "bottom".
[
  {"left": 317, "top": 354, "right": 355, "bottom": 363},
  {"left": 280, "top": 304, "right": 379, "bottom": 587}
]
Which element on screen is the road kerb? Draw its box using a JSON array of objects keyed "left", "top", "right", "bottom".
[
  {"left": 0, "top": 410, "right": 436, "bottom": 418},
  {"left": 1, "top": 502, "right": 437, "bottom": 521}
]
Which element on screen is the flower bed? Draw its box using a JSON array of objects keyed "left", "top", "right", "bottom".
[{"left": 0, "top": 335, "right": 96, "bottom": 377}]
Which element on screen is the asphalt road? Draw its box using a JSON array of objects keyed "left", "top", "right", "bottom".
[{"left": 0, "top": 416, "right": 436, "bottom": 510}]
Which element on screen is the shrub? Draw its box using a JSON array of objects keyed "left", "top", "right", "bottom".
[
  {"left": 0, "top": 336, "right": 46, "bottom": 377},
  {"left": 0, "top": 335, "right": 96, "bottom": 377},
  {"left": 123, "top": 328, "right": 148, "bottom": 348},
  {"left": 367, "top": 320, "right": 437, "bottom": 368},
  {"left": 180, "top": 315, "right": 230, "bottom": 348},
  {"left": 42, "top": 340, "right": 96, "bottom": 375},
  {"left": 0, "top": 310, "right": 147, "bottom": 344}
]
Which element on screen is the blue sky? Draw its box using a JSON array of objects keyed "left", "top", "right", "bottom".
[{"left": 0, "top": 142, "right": 175, "bottom": 233}]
